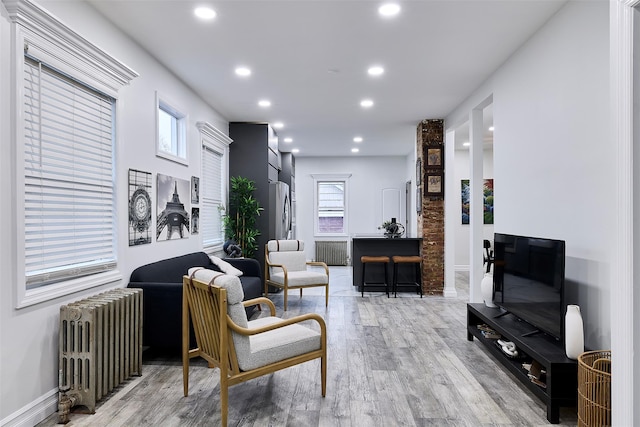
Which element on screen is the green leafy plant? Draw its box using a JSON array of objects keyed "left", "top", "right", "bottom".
[{"left": 222, "top": 176, "right": 263, "bottom": 258}]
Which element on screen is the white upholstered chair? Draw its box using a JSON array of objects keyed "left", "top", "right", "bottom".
[
  {"left": 182, "top": 268, "right": 326, "bottom": 427},
  {"left": 264, "top": 240, "right": 329, "bottom": 311}
]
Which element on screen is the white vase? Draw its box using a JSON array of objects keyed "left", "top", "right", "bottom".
[
  {"left": 565, "top": 304, "right": 584, "bottom": 360},
  {"left": 481, "top": 273, "right": 496, "bottom": 308}
]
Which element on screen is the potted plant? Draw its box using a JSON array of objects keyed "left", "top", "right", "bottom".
[
  {"left": 222, "top": 176, "right": 263, "bottom": 258},
  {"left": 378, "top": 218, "right": 405, "bottom": 238}
]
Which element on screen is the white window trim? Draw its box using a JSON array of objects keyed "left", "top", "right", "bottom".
[
  {"left": 6, "top": 0, "right": 138, "bottom": 308},
  {"left": 156, "top": 91, "right": 189, "bottom": 165},
  {"left": 312, "top": 173, "right": 351, "bottom": 238},
  {"left": 197, "top": 121, "right": 232, "bottom": 254}
]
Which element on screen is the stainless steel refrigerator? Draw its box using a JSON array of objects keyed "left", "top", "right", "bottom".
[{"left": 269, "top": 181, "right": 291, "bottom": 240}]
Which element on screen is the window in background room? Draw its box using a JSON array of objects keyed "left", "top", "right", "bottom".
[
  {"left": 156, "top": 93, "right": 187, "bottom": 164},
  {"left": 313, "top": 174, "right": 351, "bottom": 236},
  {"left": 198, "top": 122, "right": 231, "bottom": 252}
]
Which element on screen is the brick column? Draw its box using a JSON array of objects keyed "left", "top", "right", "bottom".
[{"left": 417, "top": 119, "right": 444, "bottom": 294}]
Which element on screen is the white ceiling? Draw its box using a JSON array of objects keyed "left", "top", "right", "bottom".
[{"left": 87, "top": 0, "right": 566, "bottom": 157}]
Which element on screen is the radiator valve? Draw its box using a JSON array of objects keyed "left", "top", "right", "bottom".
[{"left": 57, "top": 387, "right": 78, "bottom": 424}]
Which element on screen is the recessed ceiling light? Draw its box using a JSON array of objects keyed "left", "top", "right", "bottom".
[
  {"left": 273, "top": 122, "right": 284, "bottom": 129},
  {"left": 292, "top": 148, "right": 300, "bottom": 153},
  {"left": 463, "top": 142, "right": 471, "bottom": 147},
  {"left": 489, "top": 126, "right": 495, "bottom": 131},
  {"left": 378, "top": 3, "right": 401, "bottom": 17},
  {"left": 351, "top": 148, "right": 360, "bottom": 153},
  {"left": 235, "top": 67, "right": 251, "bottom": 77},
  {"left": 360, "top": 99, "right": 374, "bottom": 108},
  {"left": 258, "top": 100, "right": 271, "bottom": 107},
  {"left": 368, "top": 66, "right": 384, "bottom": 76},
  {"left": 194, "top": 6, "right": 216, "bottom": 20},
  {"left": 353, "top": 136, "right": 363, "bottom": 143},
  {"left": 283, "top": 137, "right": 293, "bottom": 143}
]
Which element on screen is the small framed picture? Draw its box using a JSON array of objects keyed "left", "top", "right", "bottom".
[
  {"left": 416, "top": 159, "right": 422, "bottom": 186},
  {"left": 191, "top": 176, "right": 200, "bottom": 204},
  {"left": 191, "top": 207, "right": 200, "bottom": 234},
  {"left": 426, "top": 148, "right": 443, "bottom": 168},
  {"left": 425, "top": 172, "right": 444, "bottom": 197}
]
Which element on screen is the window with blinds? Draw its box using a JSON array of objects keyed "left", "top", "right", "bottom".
[
  {"left": 201, "top": 144, "right": 224, "bottom": 249},
  {"left": 23, "top": 56, "right": 117, "bottom": 289}
]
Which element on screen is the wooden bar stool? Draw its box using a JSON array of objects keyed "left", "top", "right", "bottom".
[
  {"left": 360, "top": 256, "right": 390, "bottom": 297},
  {"left": 391, "top": 255, "right": 423, "bottom": 298}
]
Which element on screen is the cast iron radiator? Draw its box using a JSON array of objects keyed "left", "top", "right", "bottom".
[
  {"left": 58, "top": 288, "right": 143, "bottom": 422},
  {"left": 315, "top": 240, "right": 348, "bottom": 266}
]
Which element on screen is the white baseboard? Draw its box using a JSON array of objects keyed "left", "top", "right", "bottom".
[{"left": 1, "top": 388, "right": 57, "bottom": 427}]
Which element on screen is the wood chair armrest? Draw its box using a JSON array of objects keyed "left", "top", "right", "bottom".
[
  {"left": 243, "top": 297, "right": 276, "bottom": 316},
  {"left": 265, "top": 260, "right": 288, "bottom": 276},
  {"left": 227, "top": 313, "right": 326, "bottom": 337},
  {"left": 307, "top": 261, "right": 329, "bottom": 275}
]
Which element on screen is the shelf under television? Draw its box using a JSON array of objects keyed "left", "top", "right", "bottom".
[{"left": 466, "top": 303, "right": 577, "bottom": 424}]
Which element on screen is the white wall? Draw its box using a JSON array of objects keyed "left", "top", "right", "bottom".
[
  {"left": 295, "top": 156, "right": 412, "bottom": 263},
  {"left": 494, "top": 0, "right": 610, "bottom": 350},
  {"left": 454, "top": 148, "right": 494, "bottom": 269},
  {"left": 0, "top": 2, "right": 227, "bottom": 424},
  {"left": 447, "top": 1, "right": 610, "bottom": 350}
]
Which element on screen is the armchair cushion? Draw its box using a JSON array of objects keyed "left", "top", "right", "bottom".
[
  {"left": 188, "top": 268, "right": 248, "bottom": 328},
  {"left": 188, "top": 268, "right": 244, "bottom": 304},
  {"left": 268, "top": 251, "right": 307, "bottom": 272},
  {"left": 267, "top": 239, "right": 305, "bottom": 252},
  {"left": 269, "top": 271, "right": 329, "bottom": 286},
  {"left": 239, "top": 317, "right": 322, "bottom": 371}
]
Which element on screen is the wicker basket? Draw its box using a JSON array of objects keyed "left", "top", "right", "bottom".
[{"left": 578, "top": 350, "right": 611, "bottom": 427}]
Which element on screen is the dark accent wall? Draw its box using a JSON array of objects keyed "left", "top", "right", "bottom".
[{"left": 229, "top": 122, "right": 278, "bottom": 272}]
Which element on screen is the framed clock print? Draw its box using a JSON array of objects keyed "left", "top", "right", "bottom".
[{"left": 128, "top": 169, "right": 153, "bottom": 246}]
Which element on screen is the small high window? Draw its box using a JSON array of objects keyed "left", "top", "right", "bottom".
[{"left": 156, "top": 93, "right": 187, "bottom": 164}]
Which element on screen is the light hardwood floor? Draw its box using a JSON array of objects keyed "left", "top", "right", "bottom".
[{"left": 38, "top": 267, "right": 578, "bottom": 426}]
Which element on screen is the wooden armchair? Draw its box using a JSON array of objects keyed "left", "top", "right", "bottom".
[
  {"left": 265, "top": 239, "right": 329, "bottom": 311},
  {"left": 182, "top": 268, "right": 327, "bottom": 427}
]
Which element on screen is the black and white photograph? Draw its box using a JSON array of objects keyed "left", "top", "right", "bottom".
[
  {"left": 128, "top": 169, "right": 152, "bottom": 246},
  {"left": 156, "top": 173, "right": 190, "bottom": 241},
  {"left": 191, "top": 207, "right": 199, "bottom": 234},
  {"left": 191, "top": 176, "right": 199, "bottom": 204}
]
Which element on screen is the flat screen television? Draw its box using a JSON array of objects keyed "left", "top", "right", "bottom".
[{"left": 492, "top": 233, "right": 566, "bottom": 340}]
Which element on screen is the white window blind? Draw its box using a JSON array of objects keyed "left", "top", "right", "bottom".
[
  {"left": 23, "top": 56, "right": 117, "bottom": 288},
  {"left": 201, "top": 144, "right": 224, "bottom": 248}
]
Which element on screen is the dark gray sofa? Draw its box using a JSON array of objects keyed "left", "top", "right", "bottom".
[{"left": 127, "top": 252, "right": 262, "bottom": 351}]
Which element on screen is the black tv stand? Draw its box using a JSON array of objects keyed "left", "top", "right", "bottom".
[
  {"left": 493, "top": 309, "right": 510, "bottom": 319},
  {"left": 467, "top": 303, "right": 577, "bottom": 424}
]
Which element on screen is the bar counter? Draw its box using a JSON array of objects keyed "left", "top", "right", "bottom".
[{"left": 352, "top": 237, "right": 423, "bottom": 290}]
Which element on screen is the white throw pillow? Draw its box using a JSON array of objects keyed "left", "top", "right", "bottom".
[{"left": 209, "top": 255, "right": 243, "bottom": 277}]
